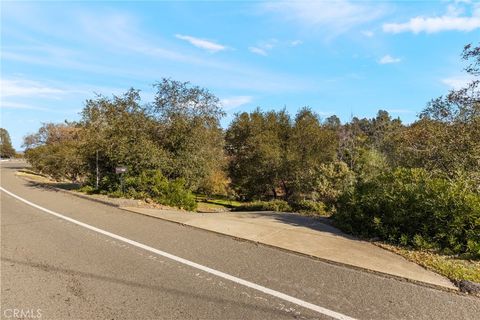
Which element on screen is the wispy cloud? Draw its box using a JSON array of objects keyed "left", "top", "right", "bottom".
[
  {"left": 290, "top": 40, "right": 303, "bottom": 47},
  {"left": 379, "top": 55, "right": 401, "bottom": 64},
  {"left": 175, "top": 34, "right": 227, "bottom": 53},
  {"left": 249, "top": 38, "right": 301, "bottom": 56},
  {"left": 221, "top": 96, "right": 253, "bottom": 110},
  {"left": 442, "top": 75, "right": 475, "bottom": 90},
  {"left": 383, "top": 3, "right": 480, "bottom": 33},
  {"left": 249, "top": 46, "right": 268, "bottom": 56},
  {"left": 0, "top": 101, "right": 51, "bottom": 111},
  {"left": 262, "top": 0, "right": 387, "bottom": 36},
  {"left": 361, "top": 30, "right": 374, "bottom": 37},
  {"left": 0, "top": 79, "right": 66, "bottom": 98}
]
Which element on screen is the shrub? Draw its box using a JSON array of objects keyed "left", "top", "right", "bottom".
[
  {"left": 160, "top": 178, "right": 197, "bottom": 211},
  {"left": 291, "top": 200, "right": 328, "bottom": 216},
  {"left": 124, "top": 170, "right": 169, "bottom": 198},
  {"left": 78, "top": 185, "right": 96, "bottom": 194},
  {"left": 312, "top": 161, "right": 355, "bottom": 206},
  {"left": 334, "top": 168, "right": 480, "bottom": 257},
  {"left": 108, "top": 170, "right": 197, "bottom": 211},
  {"left": 234, "top": 200, "right": 292, "bottom": 212}
]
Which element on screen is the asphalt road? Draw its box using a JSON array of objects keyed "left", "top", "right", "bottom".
[{"left": 1, "top": 161, "right": 479, "bottom": 320}]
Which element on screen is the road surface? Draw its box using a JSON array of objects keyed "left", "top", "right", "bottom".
[{"left": 1, "top": 162, "right": 479, "bottom": 319}]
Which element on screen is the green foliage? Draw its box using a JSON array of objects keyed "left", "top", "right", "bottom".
[
  {"left": 80, "top": 89, "right": 168, "bottom": 179},
  {"left": 334, "top": 168, "right": 480, "bottom": 257},
  {"left": 234, "top": 200, "right": 292, "bottom": 212},
  {"left": 122, "top": 170, "right": 197, "bottom": 210},
  {"left": 390, "top": 43, "right": 479, "bottom": 179},
  {"left": 225, "top": 108, "right": 338, "bottom": 201},
  {"left": 197, "top": 167, "right": 230, "bottom": 198},
  {"left": 0, "top": 128, "right": 16, "bottom": 158},
  {"left": 24, "top": 124, "right": 84, "bottom": 181},
  {"left": 25, "top": 80, "right": 224, "bottom": 209},
  {"left": 389, "top": 118, "right": 479, "bottom": 179},
  {"left": 287, "top": 108, "right": 338, "bottom": 198},
  {"left": 291, "top": 200, "right": 328, "bottom": 216},
  {"left": 161, "top": 178, "right": 197, "bottom": 211},
  {"left": 149, "top": 79, "right": 226, "bottom": 190},
  {"left": 234, "top": 199, "right": 329, "bottom": 216},
  {"left": 19, "top": 45, "right": 480, "bottom": 260},
  {"left": 78, "top": 185, "right": 96, "bottom": 194},
  {"left": 226, "top": 108, "right": 291, "bottom": 200},
  {"left": 311, "top": 161, "right": 355, "bottom": 206}
]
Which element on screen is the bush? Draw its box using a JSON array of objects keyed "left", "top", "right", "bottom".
[
  {"left": 161, "top": 178, "right": 197, "bottom": 211},
  {"left": 312, "top": 161, "right": 355, "bottom": 206},
  {"left": 78, "top": 185, "right": 96, "bottom": 194},
  {"left": 333, "top": 168, "right": 480, "bottom": 257},
  {"left": 107, "top": 170, "right": 197, "bottom": 211},
  {"left": 291, "top": 200, "right": 328, "bottom": 216},
  {"left": 234, "top": 200, "right": 292, "bottom": 212},
  {"left": 234, "top": 199, "right": 330, "bottom": 216}
]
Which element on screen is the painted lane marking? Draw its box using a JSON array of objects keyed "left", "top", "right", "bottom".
[{"left": 0, "top": 187, "right": 356, "bottom": 320}]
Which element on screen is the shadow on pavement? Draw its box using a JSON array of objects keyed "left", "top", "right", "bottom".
[{"left": 230, "top": 210, "right": 358, "bottom": 241}]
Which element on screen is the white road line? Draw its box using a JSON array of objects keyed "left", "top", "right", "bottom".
[{"left": 0, "top": 187, "right": 356, "bottom": 320}]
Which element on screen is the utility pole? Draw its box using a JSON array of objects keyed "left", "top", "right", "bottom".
[{"left": 96, "top": 150, "right": 99, "bottom": 189}]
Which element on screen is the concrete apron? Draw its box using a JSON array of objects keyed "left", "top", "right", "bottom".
[{"left": 121, "top": 207, "right": 457, "bottom": 291}]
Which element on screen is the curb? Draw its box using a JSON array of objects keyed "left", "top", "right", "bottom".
[{"left": 58, "top": 189, "right": 122, "bottom": 208}]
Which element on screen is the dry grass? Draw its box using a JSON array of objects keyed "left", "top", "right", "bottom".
[
  {"left": 376, "top": 242, "right": 480, "bottom": 283},
  {"left": 16, "top": 170, "right": 52, "bottom": 183},
  {"left": 196, "top": 201, "right": 229, "bottom": 213},
  {"left": 16, "top": 170, "right": 80, "bottom": 190}
]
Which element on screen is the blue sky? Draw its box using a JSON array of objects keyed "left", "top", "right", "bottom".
[{"left": 1, "top": 0, "right": 479, "bottom": 150}]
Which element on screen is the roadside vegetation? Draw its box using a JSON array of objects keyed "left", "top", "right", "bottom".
[
  {"left": 23, "top": 43, "right": 480, "bottom": 262},
  {"left": 0, "top": 128, "right": 17, "bottom": 158},
  {"left": 376, "top": 243, "right": 480, "bottom": 284}
]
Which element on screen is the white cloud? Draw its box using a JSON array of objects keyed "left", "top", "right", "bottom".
[
  {"left": 249, "top": 39, "right": 278, "bottom": 56},
  {"left": 290, "top": 40, "right": 303, "bottom": 46},
  {"left": 221, "top": 96, "right": 253, "bottom": 110},
  {"left": 262, "top": 0, "right": 386, "bottom": 35},
  {"left": 361, "top": 30, "right": 374, "bottom": 37},
  {"left": 2, "top": 8, "right": 316, "bottom": 96},
  {"left": 249, "top": 46, "right": 268, "bottom": 56},
  {"left": 0, "top": 79, "right": 66, "bottom": 98},
  {"left": 383, "top": 3, "right": 480, "bottom": 33},
  {"left": 0, "top": 101, "right": 51, "bottom": 111},
  {"left": 379, "top": 55, "right": 401, "bottom": 64},
  {"left": 442, "top": 75, "right": 475, "bottom": 90},
  {"left": 175, "top": 34, "right": 227, "bottom": 53},
  {"left": 249, "top": 38, "right": 301, "bottom": 56}
]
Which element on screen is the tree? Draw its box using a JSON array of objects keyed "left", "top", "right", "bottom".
[
  {"left": 80, "top": 89, "right": 167, "bottom": 186},
  {"left": 225, "top": 109, "right": 290, "bottom": 200},
  {"left": 226, "top": 107, "right": 339, "bottom": 201},
  {"left": 287, "top": 108, "right": 338, "bottom": 199},
  {"left": 149, "top": 79, "right": 226, "bottom": 190},
  {"left": 0, "top": 128, "right": 15, "bottom": 158},
  {"left": 312, "top": 161, "right": 355, "bottom": 206},
  {"left": 23, "top": 123, "right": 84, "bottom": 181},
  {"left": 324, "top": 115, "right": 341, "bottom": 130},
  {"left": 393, "top": 42, "right": 480, "bottom": 178}
]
